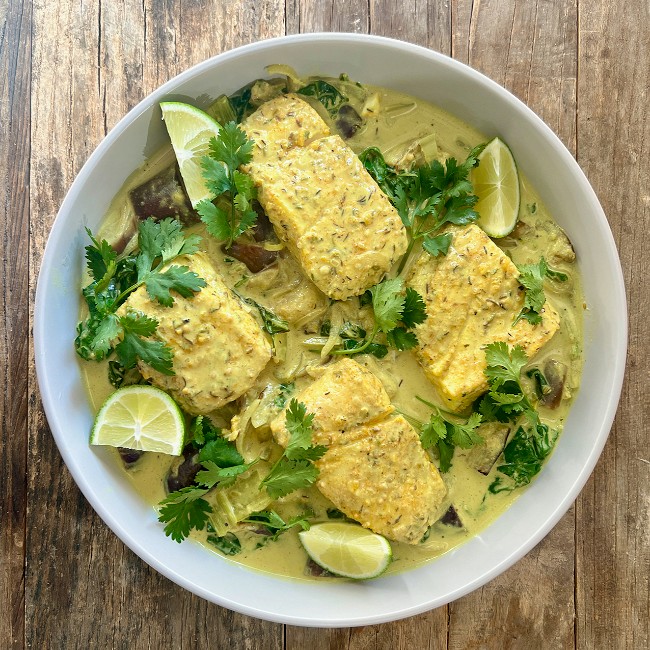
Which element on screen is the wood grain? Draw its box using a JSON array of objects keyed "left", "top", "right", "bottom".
[
  {"left": 1, "top": 1, "right": 31, "bottom": 648},
  {"left": 0, "top": 0, "right": 646, "bottom": 647},
  {"left": 575, "top": 1, "right": 650, "bottom": 648}
]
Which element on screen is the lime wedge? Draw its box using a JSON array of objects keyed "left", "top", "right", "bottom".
[
  {"left": 298, "top": 522, "right": 392, "bottom": 579},
  {"left": 160, "top": 101, "right": 222, "bottom": 207},
  {"left": 90, "top": 385, "right": 185, "bottom": 455},
  {"left": 471, "top": 137, "right": 521, "bottom": 238}
]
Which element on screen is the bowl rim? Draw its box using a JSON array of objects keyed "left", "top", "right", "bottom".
[{"left": 34, "top": 32, "right": 627, "bottom": 627}]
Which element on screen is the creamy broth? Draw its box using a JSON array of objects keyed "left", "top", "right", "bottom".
[{"left": 80, "top": 76, "right": 583, "bottom": 581}]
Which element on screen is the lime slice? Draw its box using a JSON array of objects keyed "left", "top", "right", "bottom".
[
  {"left": 90, "top": 385, "right": 185, "bottom": 455},
  {"left": 471, "top": 137, "right": 521, "bottom": 238},
  {"left": 160, "top": 101, "right": 222, "bottom": 207},
  {"left": 298, "top": 522, "right": 392, "bottom": 579}
]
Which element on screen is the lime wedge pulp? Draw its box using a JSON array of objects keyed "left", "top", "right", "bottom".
[
  {"left": 160, "top": 101, "right": 222, "bottom": 207},
  {"left": 90, "top": 385, "right": 185, "bottom": 455},
  {"left": 471, "top": 137, "right": 521, "bottom": 238},
  {"left": 298, "top": 522, "right": 392, "bottom": 579}
]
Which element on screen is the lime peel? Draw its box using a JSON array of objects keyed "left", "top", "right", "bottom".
[
  {"left": 471, "top": 136, "right": 521, "bottom": 238},
  {"left": 90, "top": 385, "right": 185, "bottom": 456},
  {"left": 160, "top": 101, "right": 222, "bottom": 208},
  {"left": 299, "top": 522, "right": 392, "bottom": 580}
]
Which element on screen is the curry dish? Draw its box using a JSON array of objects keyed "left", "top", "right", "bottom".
[{"left": 78, "top": 70, "right": 584, "bottom": 580}]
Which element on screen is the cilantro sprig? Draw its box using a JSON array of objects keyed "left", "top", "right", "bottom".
[
  {"left": 196, "top": 122, "right": 257, "bottom": 248},
  {"left": 478, "top": 342, "right": 539, "bottom": 425},
  {"left": 478, "top": 342, "right": 560, "bottom": 492},
  {"left": 332, "top": 278, "right": 427, "bottom": 356},
  {"left": 259, "top": 400, "right": 326, "bottom": 499},
  {"left": 158, "top": 416, "right": 255, "bottom": 543},
  {"left": 406, "top": 397, "right": 483, "bottom": 472},
  {"left": 242, "top": 509, "right": 311, "bottom": 542},
  {"left": 359, "top": 144, "right": 486, "bottom": 272},
  {"left": 75, "top": 218, "right": 205, "bottom": 375},
  {"left": 514, "top": 257, "right": 568, "bottom": 325}
]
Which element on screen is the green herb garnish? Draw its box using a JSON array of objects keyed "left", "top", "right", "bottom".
[
  {"left": 196, "top": 122, "right": 257, "bottom": 248},
  {"left": 489, "top": 423, "right": 558, "bottom": 493},
  {"left": 157, "top": 416, "right": 254, "bottom": 543},
  {"left": 332, "top": 278, "right": 427, "bottom": 356},
  {"left": 242, "top": 509, "right": 311, "bottom": 543},
  {"left": 408, "top": 397, "right": 483, "bottom": 472},
  {"left": 297, "top": 80, "right": 348, "bottom": 117},
  {"left": 514, "top": 257, "right": 568, "bottom": 325},
  {"left": 259, "top": 400, "right": 327, "bottom": 499},
  {"left": 359, "top": 144, "right": 486, "bottom": 272},
  {"left": 75, "top": 218, "right": 205, "bottom": 375}
]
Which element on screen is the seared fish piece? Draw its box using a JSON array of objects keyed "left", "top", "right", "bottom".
[
  {"left": 122, "top": 252, "right": 272, "bottom": 415},
  {"left": 242, "top": 93, "right": 331, "bottom": 164},
  {"left": 243, "top": 96, "right": 408, "bottom": 300},
  {"left": 407, "top": 224, "right": 560, "bottom": 412},
  {"left": 270, "top": 359, "right": 446, "bottom": 544}
]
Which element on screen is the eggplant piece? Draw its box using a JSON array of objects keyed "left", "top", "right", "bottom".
[
  {"left": 465, "top": 422, "right": 510, "bottom": 475},
  {"left": 117, "top": 447, "right": 143, "bottom": 467},
  {"left": 222, "top": 242, "right": 278, "bottom": 273},
  {"left": 166, "top": 448, "right": 201, "bottom": 493},
  {"left": 540, "top": 360, "right": 567, "bottom": 409},
  {"left": 129, "top": 164, "right": 197, "bottom": 224},
  {"left": 304, "top": 558, "right": 335, "bottom": 578},
  {"left": 440, "top": 505, "right": 463, "bottom": 528},
  {"left": 251, "top": 202, "right": 274, "bottom": 242},
  {"left": 335, "top": 104, "right": 363, "bottom": 139}
]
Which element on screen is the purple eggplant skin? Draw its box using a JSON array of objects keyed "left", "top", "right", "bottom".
[
  {"left": 166, "top": 449, "right": 201, "bottom": 493},
  {"left": 541, "top": 360, "right": 568, "bottom": 409},
  {"left": 117, "top": 447, "right": 144, "bottom": 467},
  {"left": 335, "top": 104, "right": 363, "bottom": 139},
  {"left": 129, "top": 165, "right": 198, "bottom": 224},
  {"left": 440, "top": 505, "right": 463, "bottom": 528},
  {"left": 222, "top": 242, "right": 278, "bottom": 273},
  {"left": 304, "top": 558, "right": 335, "bottom": 578},
  {"left": 251, "top": 203, "right": 274, "bottom": 242}
]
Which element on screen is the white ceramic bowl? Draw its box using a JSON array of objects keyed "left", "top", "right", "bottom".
[{"left": 34, "top": 33, "right": 627, "bottom": 626}]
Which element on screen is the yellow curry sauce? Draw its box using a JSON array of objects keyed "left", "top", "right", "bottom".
[{"left": 80, "top": 77, "right": 584, "bottom": 581}]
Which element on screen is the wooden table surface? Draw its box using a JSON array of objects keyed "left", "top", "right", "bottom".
[{"left": 2, "top": 0, "right": 648, "bottom": 648}]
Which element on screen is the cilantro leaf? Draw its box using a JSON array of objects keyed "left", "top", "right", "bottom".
[
  {"left": 144, "top": 264, "right": 207, "bottom": 307},
  {"left": 190, "top": 415, "right": 222, "bottom": 447},
  {"left": 198, "top": 437, "right": 245, "bottom": 467},
  {"left": 414, "top": 397, "right": 483, "bottom": 471},
  {"left": 198, "top": 123, "right": 257, "bottom": 247},
  {"left": 158, "top": 486, "right": 212, "bottom": 543},
  {"left": 284, "top": 399, "right": 316, "bottom": 457},
  {"left": 480, "top": 342, "right": 539, "bottom": 427},
  {"left": 371, "top": 277, "right": 406, "bottom": 332},
  {"left": 75, "top": 218, "right": 205, "bottom": 377},
  {"left": 260, "top": 400, "right": 325, "bottom": 499},
  {"left": 195, "top": 460, "right": 252, "bottom": 489},
  {"left": 208, "top": 122, "right": 254, "bottom": 170},
  {"left": 513, "top": 257, "right": 567, "bottom": 325},
  {"left": 401, "top": 287, "right": 428, "bottom": 327},
  {"left": 386, "top": 327, "right": 418, "bottom": 351},
  {"left": 449, "top": 412, "right": 484, "bottom": 448},
  {"left": 261, "top": 458, "right": 321, "bottom": 500},
  {"left": 484, "top": 342, "right": 529, "bottom": 388},
  {"left": 422, "top": 233, "right": 453, "bottom": 257},
  {"left": 236, "top": 293, "right": 289, "bottom": 336},
  {"left": 419, "top": 414, "right": 447, "bottom": 449},
  {"left": 358, "top": 142, "right": 486, "bottom": 273},
  {"left": 116, "top": 320, "right": 174, "bottom": 375},
  {"left": 242, "top": 510, "right": 311, "bottom": 542}
]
